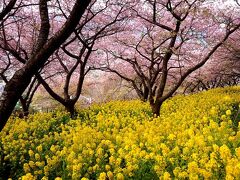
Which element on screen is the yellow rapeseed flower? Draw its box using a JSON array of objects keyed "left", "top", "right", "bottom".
[{"left": 116, "top": 173, "right": 124, "bottom": 180}]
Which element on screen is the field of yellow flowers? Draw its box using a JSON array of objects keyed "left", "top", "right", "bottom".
[{"left": 0, "top": 86, "right": 240, "bottom": 180}]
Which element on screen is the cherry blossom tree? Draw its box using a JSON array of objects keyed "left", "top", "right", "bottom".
[
  {"left": 182, "top": 29, "right": 240, "bottom": 93},
  {"left": 0, "top": 0, "right": 91, "bottom": 131},
  {"left": 34, "top": 0, "right": 131, "bottom": 117},
  {"left": 97, "top": 0, "right": 240, "bottom": 115}
]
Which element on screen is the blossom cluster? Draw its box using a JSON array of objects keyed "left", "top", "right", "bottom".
[{"left": 0, "top": 86, "right": 240, "bottom": 180}]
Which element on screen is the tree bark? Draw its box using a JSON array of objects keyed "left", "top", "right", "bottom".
[
  {"left": 150, "top": 101, "right": 163, "bottom": 116},
  {"left": 143, "top": 86, "right": 149, "bottom": 101},
  {"left": 19, "top": 97, "right": 29, "bottom": 117},
  {"left": 65, "top": 102, "right": 76, "bottom": 118},
  {"left": 0, "top": 0, "right": 91, "bottom": 132},
  {"left": 0, "top": 0, "right": 17, "bottom": 21}
]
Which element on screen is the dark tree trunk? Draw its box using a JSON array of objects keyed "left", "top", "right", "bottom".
[
  {"left": 143, "top": 87, "right": 149, "bottom": 101},
  {"left": 65, "top": 102, "right": 76, "bottom": 118},
  {"left": 19, "top": 97, "right": 29, "bottom": 117},
  {"left": 0, "top": 0, "right": 17, "bottom": 21},
  {"left": 0, "top": 69, "right": 32, "bottom": 130},
  {"left": 150, "top": 101, "right": 163, "bottom": 117}
]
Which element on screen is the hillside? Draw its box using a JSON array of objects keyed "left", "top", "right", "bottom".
[{"left": 1, "top": 86, "right": 240, "bottom": 179}]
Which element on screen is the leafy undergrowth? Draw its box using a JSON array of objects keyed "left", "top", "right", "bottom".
[{"left": 1, "top": 86, "right": 240, "bottom": 180}]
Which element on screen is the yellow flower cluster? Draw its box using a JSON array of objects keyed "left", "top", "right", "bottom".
[{"left": 0, "top": 86, "right": 240, "bottom": 179}]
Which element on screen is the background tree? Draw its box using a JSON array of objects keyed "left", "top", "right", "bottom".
[
  {"left": 36, "top": 0, "right": 130, "bottom": 117},
  {"left": 96, "top": 26, "right": 162, "bottom": 102},
  {"left": 182, "top": 30, "right": 240, "bottom": 93},
  {"left": 97, "top": 0, "right": 240, "bottom": 115}
]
